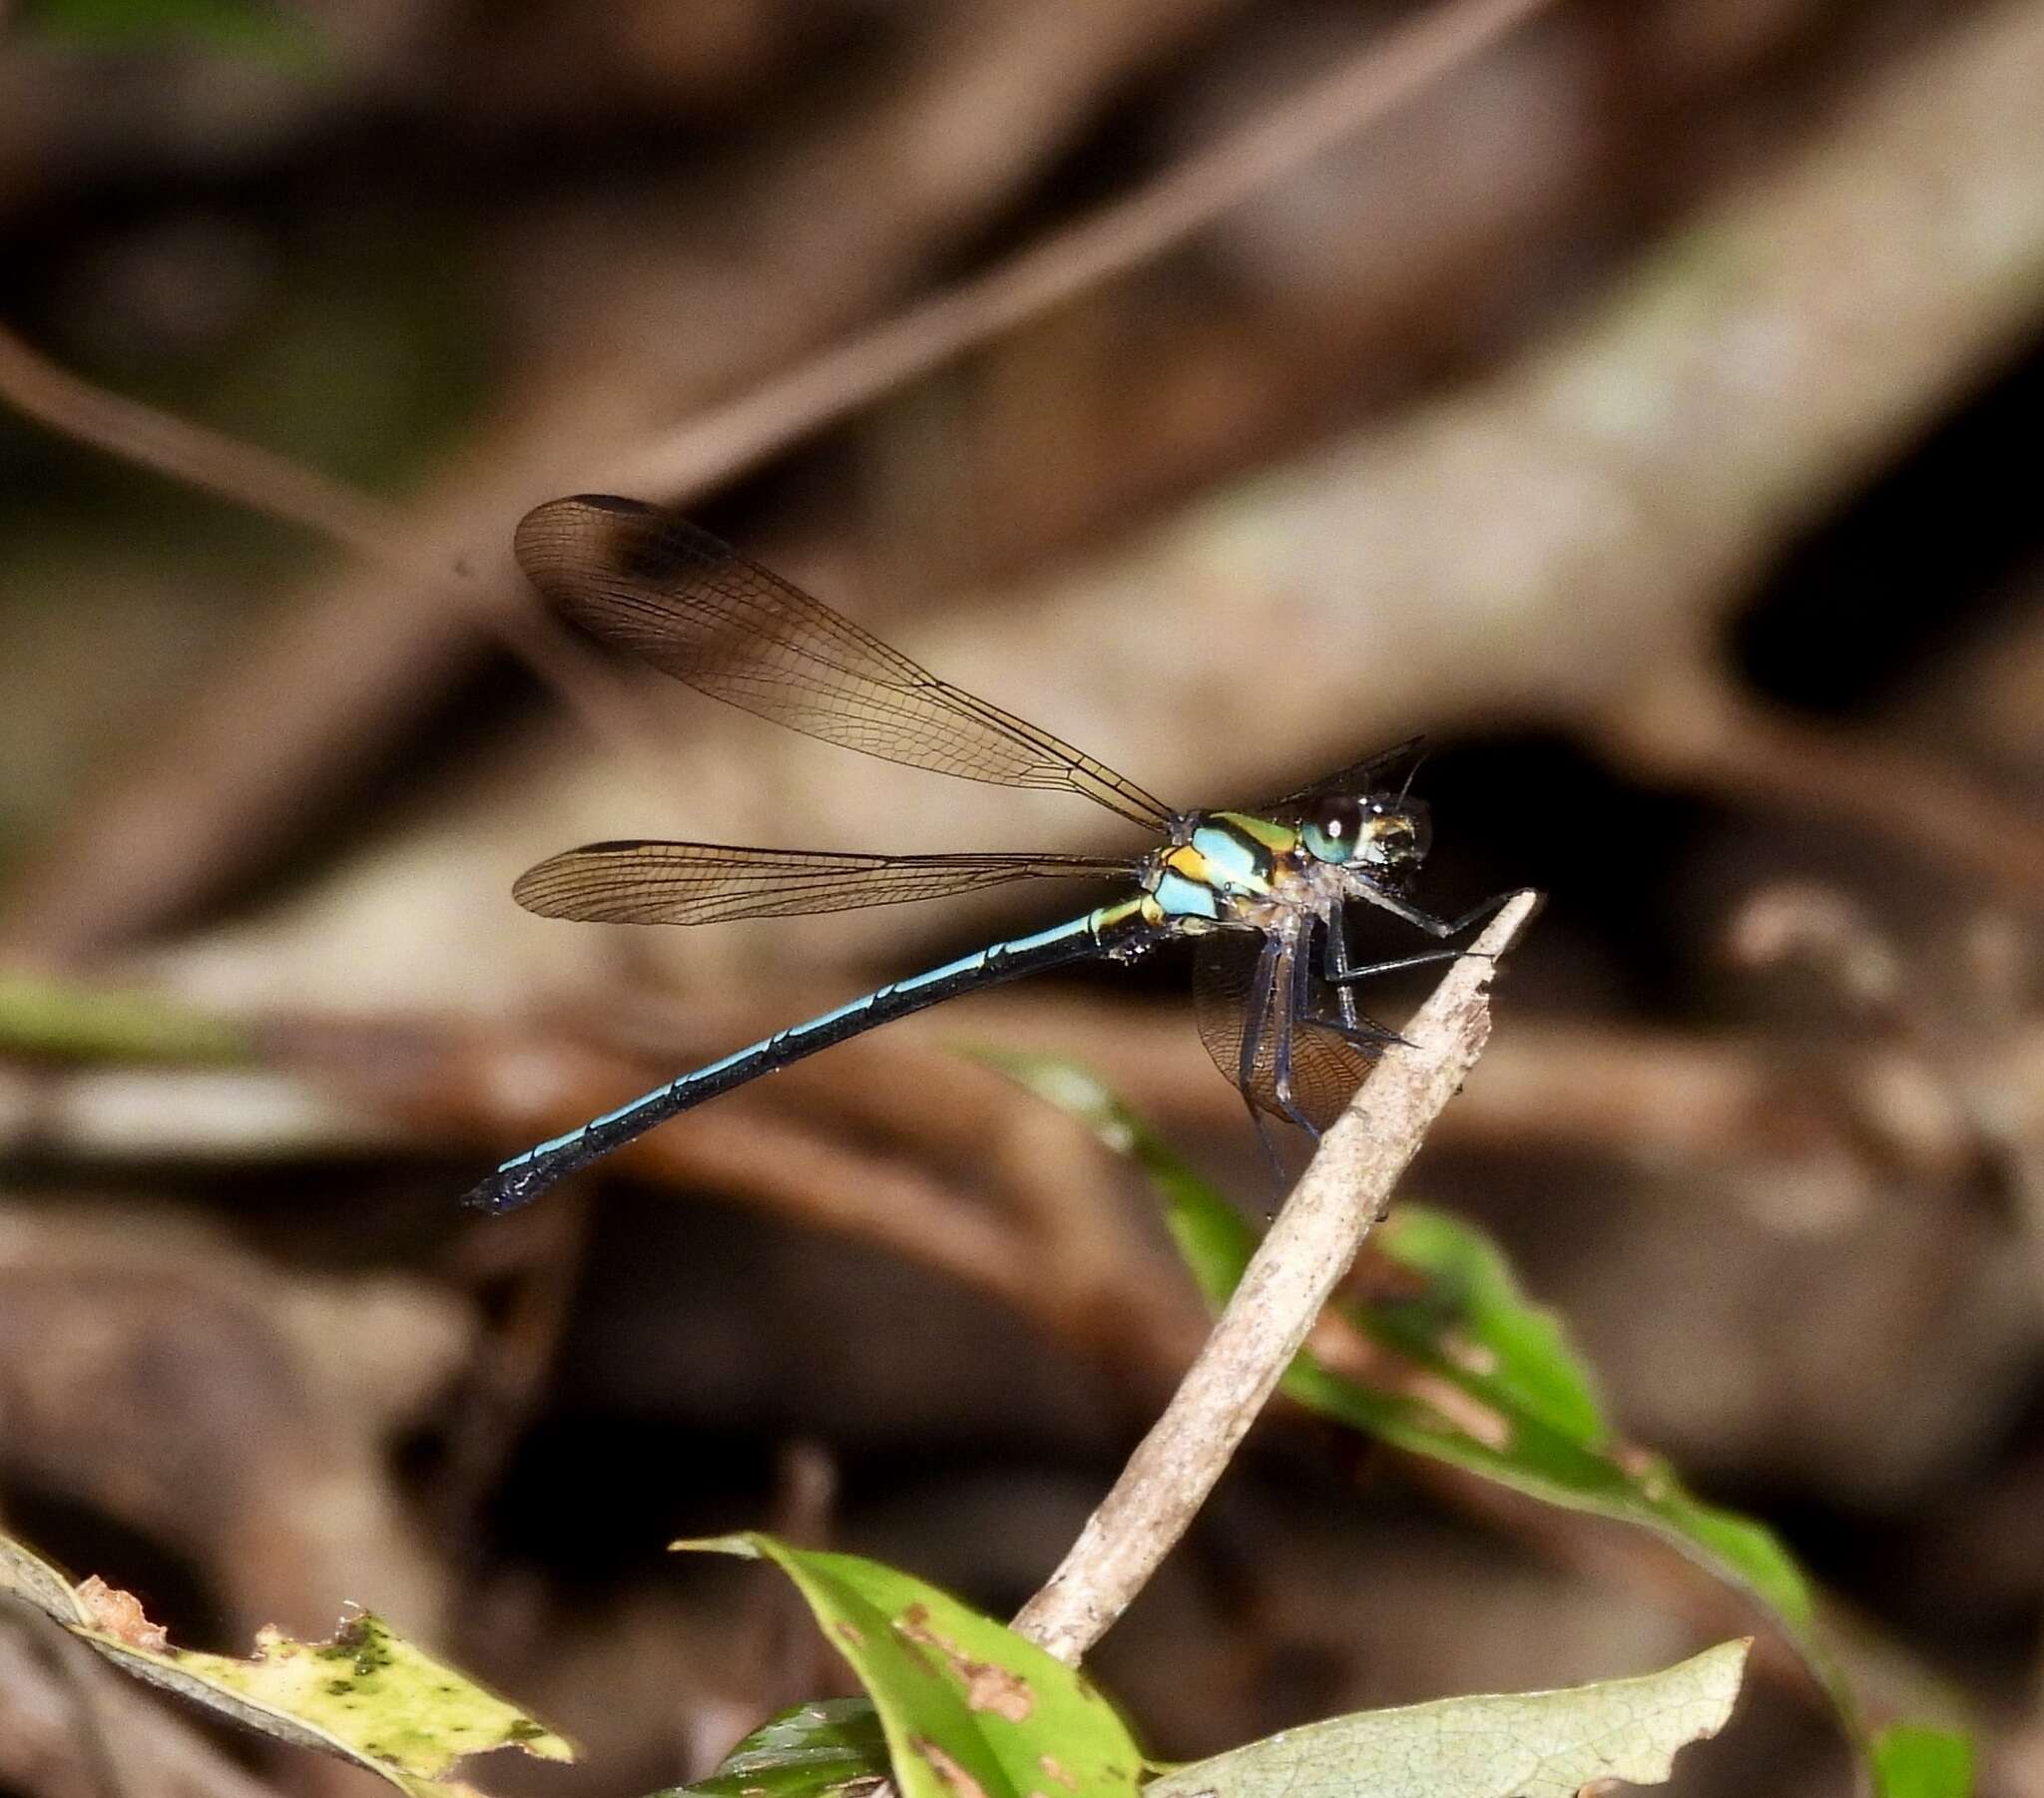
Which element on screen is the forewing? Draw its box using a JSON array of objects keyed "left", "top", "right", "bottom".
[
  {"left": 513, "top": 841, "right": 1136, "bottom": 926},
  {"left": 1253, "top": 735, "right": 1425, "bottom": 815},
  {"left": 515, "top": 497, "right": 1175, "bottom": 830}
]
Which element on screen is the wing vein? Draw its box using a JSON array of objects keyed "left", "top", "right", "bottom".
[
  {"left": 514, "top": 840, "right": 1139, "bottom": 926},
  {"left": 515, "top": 498, "right": 1175, "bottom": 831}
]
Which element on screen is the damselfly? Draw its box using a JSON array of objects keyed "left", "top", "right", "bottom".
[{"left": 464, "top": 496, "right": 1505, "bottom": 1214}]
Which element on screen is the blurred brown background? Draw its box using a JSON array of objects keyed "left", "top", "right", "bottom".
[{"left": 1, "top": 1, "right": 2041, "bottom": 1795}]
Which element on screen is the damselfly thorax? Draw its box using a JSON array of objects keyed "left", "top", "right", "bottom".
[{"left": 1143, "top": 800, "right": 1434, "bottom": 935}]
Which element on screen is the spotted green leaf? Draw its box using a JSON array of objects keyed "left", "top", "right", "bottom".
[
  {"left": 677, "top": 1534, "right": 1143, "bottom": 1798},
  {"left": 1146, "top": 1639, "right": 1749, "bottom": 1798}
]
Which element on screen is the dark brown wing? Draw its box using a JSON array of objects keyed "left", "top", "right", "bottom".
[
  {"left": 514, "top": 841, "right": 1136, "bottom": 926},
  {"left": 516, "top": 497, "right": 1175, "bottom": 831},
  {"left": 1252, "top": 736, "right": 1425, "bottom": 815}
]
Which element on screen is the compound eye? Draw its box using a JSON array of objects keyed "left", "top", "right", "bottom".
[{"left": 1301, "top": 794, "right": 1363, "bottom": 863}]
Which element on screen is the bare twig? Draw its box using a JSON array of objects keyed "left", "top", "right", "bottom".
[
  {"left": 0, "top": 321, "right": 658, "bottom": 767},
  {"left": 1009, "top": 889, "right": 1540, "bottom": 1664},
  {"left": 603, "top": 0, "right": 1556, "bottom": 499},
  {"left": 0, "top": 320, "right": 398, "bottom": 561},
  {"left": 1599, "top": 660, "right": 2044, "bottom": 898}
]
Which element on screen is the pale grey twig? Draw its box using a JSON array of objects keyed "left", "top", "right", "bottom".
[{"left": 1011, "top": 889, "right": 1541, "bottom": 1664}]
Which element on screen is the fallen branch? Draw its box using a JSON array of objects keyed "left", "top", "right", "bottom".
[
  {"left": 602, "top": 0, "right": 1555, "bottom": 499},
  {"left": 0, "top": 322, "right": 660, "bottom": 773},
  {"left": 0, "top": 320, "right": 397, "bottom": 564},
  {"left": 0, "top": 0, "right": 1551, "bottom": 960},
  {"left": 1010, "top": 888, "right": 1541, "bottom": 1663}
]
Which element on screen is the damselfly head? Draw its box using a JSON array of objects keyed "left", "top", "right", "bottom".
[
  {"left": 1369, "top": 795, "right": 1432, "bottom": 870},
  {"left": 1300, "top": 791, "right": 1431, "bottom": 870}
]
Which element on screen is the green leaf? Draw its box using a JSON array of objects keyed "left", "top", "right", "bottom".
[
  {"left": 1348, "top": 1207, "right": 1820, "bottom": 1640},
  {"left": 1365, "top": 1204, "right": 1603, "bottom": 1444},
  {"left": 677, "top": 1535, "right": 1144, "bottom": 1798},
  {"left": 671, "top": 1698, "right": 890, "bottom": 1798},
  {"left": 0, "top": 971, "right": 253, "bottom": 1064},
  {"left": 1873, "top": 1726, "right": 1974, "bottom": 1798},
  {"left": 981, "top": 1053, "right": 1969, "bottom": 1797},
  {"left": 0, "top": 1529, "right": 572, "bottom": 1798},
  {"left": 17, "top": 0, "right": 326, "bottom": 65},
  {"left": 1145, "top": 1639, "right": 1748, "bottom": 1798}
]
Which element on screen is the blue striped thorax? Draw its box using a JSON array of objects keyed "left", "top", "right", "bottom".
[
  {"left": 1142, "top": 792, "right": 1434, "bottom": 928},
  {"left": 1146, "top": 811, "right": 1300, "bottom": 923}
]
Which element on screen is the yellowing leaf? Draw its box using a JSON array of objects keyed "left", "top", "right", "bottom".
[{"left": 1, "top": 1530, "right": 571, "bottom": 1798}]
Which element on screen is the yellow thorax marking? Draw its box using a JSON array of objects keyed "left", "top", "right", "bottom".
[{"left": 1210, "top": 811, "right": 1297, "bottom": 854}]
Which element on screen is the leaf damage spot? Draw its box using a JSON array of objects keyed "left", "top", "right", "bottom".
[
  {"left": 893, "top": 1604, "right": 1035, "bottom": 1721},
  {"left": 1615, "top": 1443, "right": 1669, "bottom": 1489},
  {"left": 1438, "top": 1328, "right": 1499, "bottom": 1376},
  {"left": 1038, "top": 1754, "right": 1078, "bottom": 1789},
  {"left": 1404, "top": 1369, "right": 1513, "bottom": 1450},
  {"left": 76, "top": 1576, "right": 169, "bottom": 1651},
  {"left": 915, "top": 1738, "right": 990, "bottom": 1798},
  {"left": 835, "top": 1620, "right": 866, "bottom": 1648},
  {"left": 314, "top": 1616, "right": 395, "bottom": 1679}
]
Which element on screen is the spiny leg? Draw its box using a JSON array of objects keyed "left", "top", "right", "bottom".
[
  {"left": 1269, "top": 937, "right": 1322, "bottom": 1141},
  {"left": 1326, "top": 888, "right": 1516, "bottom": 987},
  {"left": 1236, "top": 934, "right": 1289, "bottom": 1181},
  {"left": 1316, "top": 914, "right": 1410, "bottom": 1047},
  {"left": 1303, "top": 1008, "right": 1408, "bottom": 1052},
  {"left": 1355, "top": 885, "right": 1516, "bottom": 943},
  {"left": 1327, "top": 944, "right": 1470, "bottom": 984},
  {"left": 1321, "top": 915, "right": 1366, "bottom": 1035}
]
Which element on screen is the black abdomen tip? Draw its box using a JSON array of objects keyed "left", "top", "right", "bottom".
[{"left": 461, "top": 1166, "right": 541, "bottom": 1214}]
